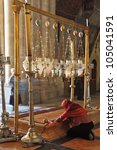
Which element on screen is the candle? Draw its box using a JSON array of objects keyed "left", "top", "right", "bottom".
[
  {"left": 86, "top": 18, "right": 88, "bottom": 27},
  {"left": 59, "top": 69, "right": 62, "bottom": 77},
  {"left": 51, "top": 68, "right": 55, "bottom": 77},
  {"left": 71, "top": 40, "right": 74, "bottom": 60}
]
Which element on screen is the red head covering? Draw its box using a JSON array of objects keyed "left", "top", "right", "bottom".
[{"left": 61, "top": 98, "right": 82, "bottom": 111}]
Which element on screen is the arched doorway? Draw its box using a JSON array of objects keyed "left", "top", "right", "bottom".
[{"left": 90, "top": 59, "right": 97, "bottom": 94}]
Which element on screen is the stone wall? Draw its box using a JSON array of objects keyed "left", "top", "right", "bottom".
[{"left": 4, "top": 77, "right": 64, "bottom": 105}]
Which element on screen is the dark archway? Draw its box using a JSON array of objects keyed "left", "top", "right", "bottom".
[
  {"left": 90, "top": 59, "right": 97, "bottom": 94},
  {"left": 74, "top": 75, "right": 84, "bottom": 100}
]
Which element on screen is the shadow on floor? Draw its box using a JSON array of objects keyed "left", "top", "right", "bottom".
[{"left": 35, "top": 142, "right": 73, "bottom": 150}]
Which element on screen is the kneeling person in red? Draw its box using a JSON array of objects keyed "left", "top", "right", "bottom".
[{"left": 55, "top": 99, "right": 95, "bottom": 140}]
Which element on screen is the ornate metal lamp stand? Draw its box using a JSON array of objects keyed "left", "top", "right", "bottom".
[
  {"left": 21, "top": 3, "right": 44, "bottom": 146},
  {"left": 84, "top": 19, "right": 98, "bottom": 109},
  {"left": 0, "top": 54, "right": 18, "bottom": 143},
  {"left": 86, "top": 71, "right": 92, "bottom": 107},
  {"left": 21, "top": 70, "right": 44, "bottom": 146},
  {"left": 86, "top": 64, "right": 98, "bottom": 109}
]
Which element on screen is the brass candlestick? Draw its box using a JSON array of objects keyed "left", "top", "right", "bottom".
[
  {"left": 86, "top": 71, "right": 92, "bottom": 107},
  {"left": 84, "top": 19, "right": 96, "bottom": 109},
  {"left": 0, "top": 54, "right": 18, "bottom": 143},
  {"left": 21, "top": 3, "right": 44, "bottom": 146},
  {"left": 84, "top": 29, "right": 89, "bottom": 108},
  {"left": 86, "top": 64, "right": 98, "bottom": 109},
  {"left": 21, "top": 71, "right": 43, "bottom": 145},
  {"left": 70, "top": 41, "right": 75, "bottom": 101}
]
